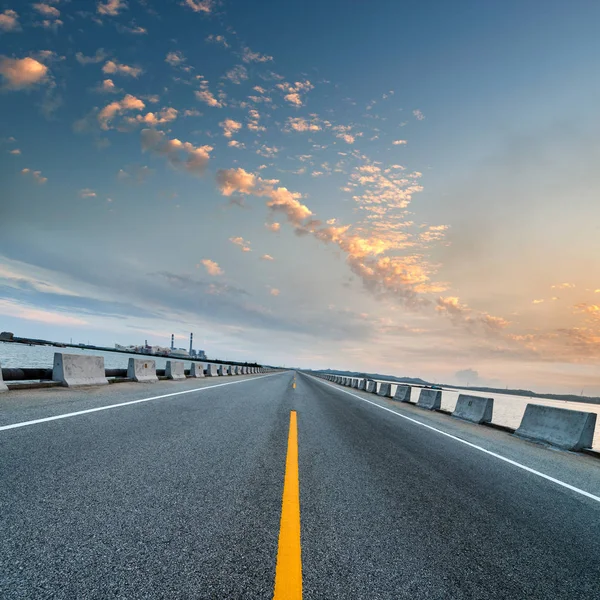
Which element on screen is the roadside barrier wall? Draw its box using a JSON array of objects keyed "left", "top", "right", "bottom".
[
  {"left": 53, "top": 353, "right": 109, "bottom": 387},
  {"left": 190, "top": 363, "right": 205, "bottom": 377},
  {"left": 515, "top": 404, "right": 597, "bottom": 451},
  {"left": 453, "top": 394, "right": 494, "bottom": 424},
  {"left": 166, "top": 360, "right": 185, "bottom": 381},
  {"left": 393, "top": 385, "right": 411, "bottom": 402},
  {"left": 378, "top": 382, "right": 392, "bottom": 397},
  {"left": 127, "top": 358, "right": 158, "bottom": 383},
  {"left": 417, "top": 388, "right": 442, "bottom": 410}
]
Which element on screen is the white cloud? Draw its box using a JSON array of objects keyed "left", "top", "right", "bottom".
[
  {"left": 261, "top": 254, "right": 274, "bottom": 261},
  {"left": 287, "top": 117, "right": 321, "bottom": 132},
  {"left": 392, "top": 139, "right": 407, "bottom": 145},
  {"left": 102, "top": 60, "right": 142, "bottom": 78},
  {"left": 95, "top": 78, "right": 120, "bottom": 93},
  {"left": 224, "top": 65, "right": 248, "bottom": 84},
  {"left": 141, "top": 128, "right": 212, "bottom": 176},
  {"left": 206, "top": 34, "right": 229, "bottom": 47},
  {"left": 97, "top": 0, "right": 127, "bottom": 16},
  {"left": 165, "top": 51, "right": 186, "bottom": 66},
  {"left": 229, "top": 236, "right": 252, "bottom": 252},
  {"left": 199, "top": 258, "right": 222, "bottom": 275},
  {"left": 228, "top": 140, "right": 245, "bottom": 148},
  {"left": 76, "top": 49, "right": 107, "bottom": 65},
  {"left": 269, "top": 287, "right": 280, "bottom": 296},
  {"left": 33, "top": 4, "right": 60, "bottom": 18},
  {"left": 98, "top": 94, "right": 145, "bottom": 129},
  {"left": 0, "top": 9, "right": 20, "bottom": 31},
  {"left": 124, "top": 107, "right": 178, "bottom": 127},
  {"left": 220, "top": 118, "right": 242, "bottom": 138},
  {"left": 79, "top": 188, "right": 97, "bottom": 198},
  {"left": 195, "top": 89, "right": 222, "bottom": 107},
  {"left": 265, "top": 222, "right": 280, "bottom": 232},
  {"left": 21, "top": 168, "right": 47, "bottom": 184},
  {"left": 276, "top": 80, "right": 313, "bottom": 106},
  {"left": 242, "top": 47, "right": 273, "bottom": 63},
  {"left": 183, "top": 0, "right": 214, "bottom": 12},
  {"left": 0, "top": 56, "right": 48, "bottom": 90},
  {"left": 413, "top": 109, "right": 425, "bottom": 120},
  {"left": 9, "top": 148, "right": 21, "bottom": 155}
]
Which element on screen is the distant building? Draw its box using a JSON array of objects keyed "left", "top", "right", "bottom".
[{"left": 197, "top": 349, "right": 207, "bottom": 360}]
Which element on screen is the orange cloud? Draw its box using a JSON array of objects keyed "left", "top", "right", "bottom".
[
  {"left": 141, "top": 129, "right": 212, "bottom": 175},
  {"left": 102, "top": 60, "right": 142, "bottom": 78},
  {"left": 229, "top": 236, "right": 252, "bottom": 252},
  {"left": 0, "top": 56, "right": 48, "bottom": 90},
  {"left": 199, "top": 259, "right": 223, "bottom": 276}
]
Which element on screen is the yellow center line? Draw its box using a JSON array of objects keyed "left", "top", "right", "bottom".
[{"left": 273, "top": 411, "right": 302, "bottom": 600}]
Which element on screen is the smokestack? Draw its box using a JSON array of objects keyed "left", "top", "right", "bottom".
[
  {"left": 170, "top": 334, "right": 174, "bottom": 350},
  {"left": 189, "top": 332, "right": 193, "bottom": 355}
]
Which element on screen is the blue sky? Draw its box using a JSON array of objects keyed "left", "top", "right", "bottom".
[{"left": 2, "top": 0, "right": 600, "bottom": 393}]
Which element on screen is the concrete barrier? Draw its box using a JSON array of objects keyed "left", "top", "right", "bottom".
[
  {"left": 227, "top": 365, "right": 233, "bottom": 376},
  {"left": 127, "top": 358, "right": 158, "bottom": 383},
  {"left": 190, "top": 362, "right": 205, "bottom": 377},
  {"left": 515, "top": 404, "right": 597, "bottom": 451},
  {"left": 453, "top": 394, "right": 494, "bottom": 424},
  {"left": 378, "top": 382, "right": 392, "bottom": 397},
  {"left": 0, "top": 362, "right": 8, "bottom": 392},
  {"left": 393, "top": 384, "right": 411, "bottom": 402},
  {"left": 358, "top": 379, "right": 366, "bottom": 390},
  {"left": 166, "top": 360, "right": 185, "bottom": 380},
  {"left": 366, "top": 380, "right": 377, "bottom": 393},
  {"left": 217, "top": 365, "right": 225, "bottom": 376},
  {"left": 234, "top": 366, "right": 240, "bottom": 375},
  {"left": 52, "top": 353, "right": 109, "bottom": 387},
  {"left": 352, "top": 379, "right": 358, "bottom": 388},
  {"left": 417, "top": 388, "right": 441, "bottom": 410},
  {"left": 206, "top": 364, "right": 218, "bottom": 377}
]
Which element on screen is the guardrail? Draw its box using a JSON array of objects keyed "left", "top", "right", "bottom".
[
  {"left": 310, "top": 372, "right": 598, "bottom": 454},
  {"left": 0, "top": 355, "right": 275, "bottom": 392}
]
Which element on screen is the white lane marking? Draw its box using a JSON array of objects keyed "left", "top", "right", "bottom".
[
  {"left": 306, "top": 375, "right": 600, "bottom": 505},
  {"left": 0, "top": 373, "right": 283, "bottom": 432}
]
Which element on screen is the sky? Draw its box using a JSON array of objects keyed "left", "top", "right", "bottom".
[{"left": 2, "top": 0, "right": 600, "bottom": 394}]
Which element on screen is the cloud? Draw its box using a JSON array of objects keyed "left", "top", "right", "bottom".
[
  {"left": 220, "top": 118, "right": 242, "bottom": 138},
  {"left": 33, "top": 3, "right": 60, "bottom": 18},
  {"left": 276, "top": 80, "right": 313, "bottom": 106},
  {"left": 98, "top": 94, "right": 145, "bottom": 129},
  {"left": 117, "top": 23, "right": 147, "bottom": 34},
  {"left": 94, "top": 78, "right": 120, "bottom": 93},
  {"left": 224, "top": 65, "right": 248, "bottom": 84},
  {"left": 165, "top": 51, "right": 186, "bottom": 66},
  {"left": 0, "top": 56, "right": 48, "bottom": 90},
  {"left": 261, "top": 254, "right": 274, "bottom": 261},
  {"left": 228, "top": 140, "right": 244, "bottom": 148},
  {"left": 436, "top": 296, "right": 509, "bottom": 331},
  {"left": 242, "top": 47, "right": 273, "bottom": 63},
  {"left": 97, "top": 0, "right": 127, "bottom": 16},
  {"left": 392, "top": 140, "right": 407, "bottom": 145},
  {"left": 124, "top": 107, "right": 178, "bottom": 127},
  {"left": 79, "top": 188, "right": 97, "bottom": 198},
  {"left": 195, "top": 89, "right": 222, "bottom": 107},
  {"left": 76, "top": 49, "right": 107, "bottom": 65},
  {"left": 199, "top": 259, "right": 222, "bottom": 275},
  {"left": 0, "top": 9, "right": 20, "bottom": 32},
  {"left": 455, "top": 368, "right": 480, "bottom": 386},
  {"left": 102, "top": 60, "right": 142, "bottom": 78},
  {"left": 229, "top": 236, "right": 252, "bottom": 252},
  {"left": 21, "top": 168, "right": 47, "bottom": 184},
  {"left": 265, "top": 222, "right": 280, "bottom": 232},
  {"left": 0, "top": 298, "right": 88, "bottom": 326},
  {"left": 413, "top": 109, "right": 425, "bottom": 120},
  {"left": 9, "top": 148, "right": 21, "bottom": 155},
  {"left": 206, "top": 34, "right": 228, "bottom": 47},
  {"left": 269, "top": 287, "right": 280, "bottom": 296},
  {"left": 551, "top": 282, "right": 575, "bottom": 289},
  {"left": 287, "top": 117, "right": 322, "bottom": 132},
  {"left": 532, "top": 299, "right": 545, "bottom": 304},
  {"left": 141, "top": 128, "right": 212, "bottom": 175},
  {"left": 182, "top": 0, "right": 214, "bottom": 13}
]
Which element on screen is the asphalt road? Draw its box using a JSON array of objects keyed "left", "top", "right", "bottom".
[{"left": 1, "top": 371, "right": 599, "bottom": 599}]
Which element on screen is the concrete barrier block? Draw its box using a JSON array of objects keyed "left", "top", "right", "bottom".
[
  {"left": 378, "top": 382, "right": 392, "bottom": 397},
  {"left": 358, "top": 379, "right": 366, "bottom": 390},
  {"left": 453, "top": 394, "right": 494, "bottom": 424},
  {"left": 352, "top": 379, "right": 358, "bottom": 388},
  {"left": 217, "top": 365, "right": 225, "bottom": 376},
  {"left": 190, "top": 362, "right": 205, "bottom": 377},
  {"left": 206, "top": 364, "right": 218, "bottom": 377},
  {"left": 366, "top": 380, "right": 377, "bottom": 393},
  {"left": 166, "top": 360, "right": 185, "bottom": 380},
  {"left": 0, "top": 362, "right": 8, "bottom": 392},
  {"left": 127, "top": 358, "right": 158, "bottom": 383},
  {"left": 52, "top": 353, "right": 109, "bottom": 387},
  {"left": 515, "top": 404, "right": 597, "bottom": 451},
  {"left": 226, "top": 365, "right": 233, "bottom": 376},
  {"left": 393, "top": 385, "right": 411, "bottom": 402},
  {"left": 234, "top": 366, "right": 240, "bottom": 375},
  {"left": 242, "top": 367, "right": 248, "bottom": 374},
  {"left": 417, "top": 388, "right": 441, "bottom": 410}
]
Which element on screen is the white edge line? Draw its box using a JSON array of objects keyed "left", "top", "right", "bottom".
[
  {"left": 306, "top": 374, "right": 600, "bottom": 504},
  {"left": 0, "top": 373, "right": 282, "bottom": 432}
]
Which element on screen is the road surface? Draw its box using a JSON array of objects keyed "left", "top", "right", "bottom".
[{"left": 1, "top": 371, "right": 599, "bottom": 599}]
